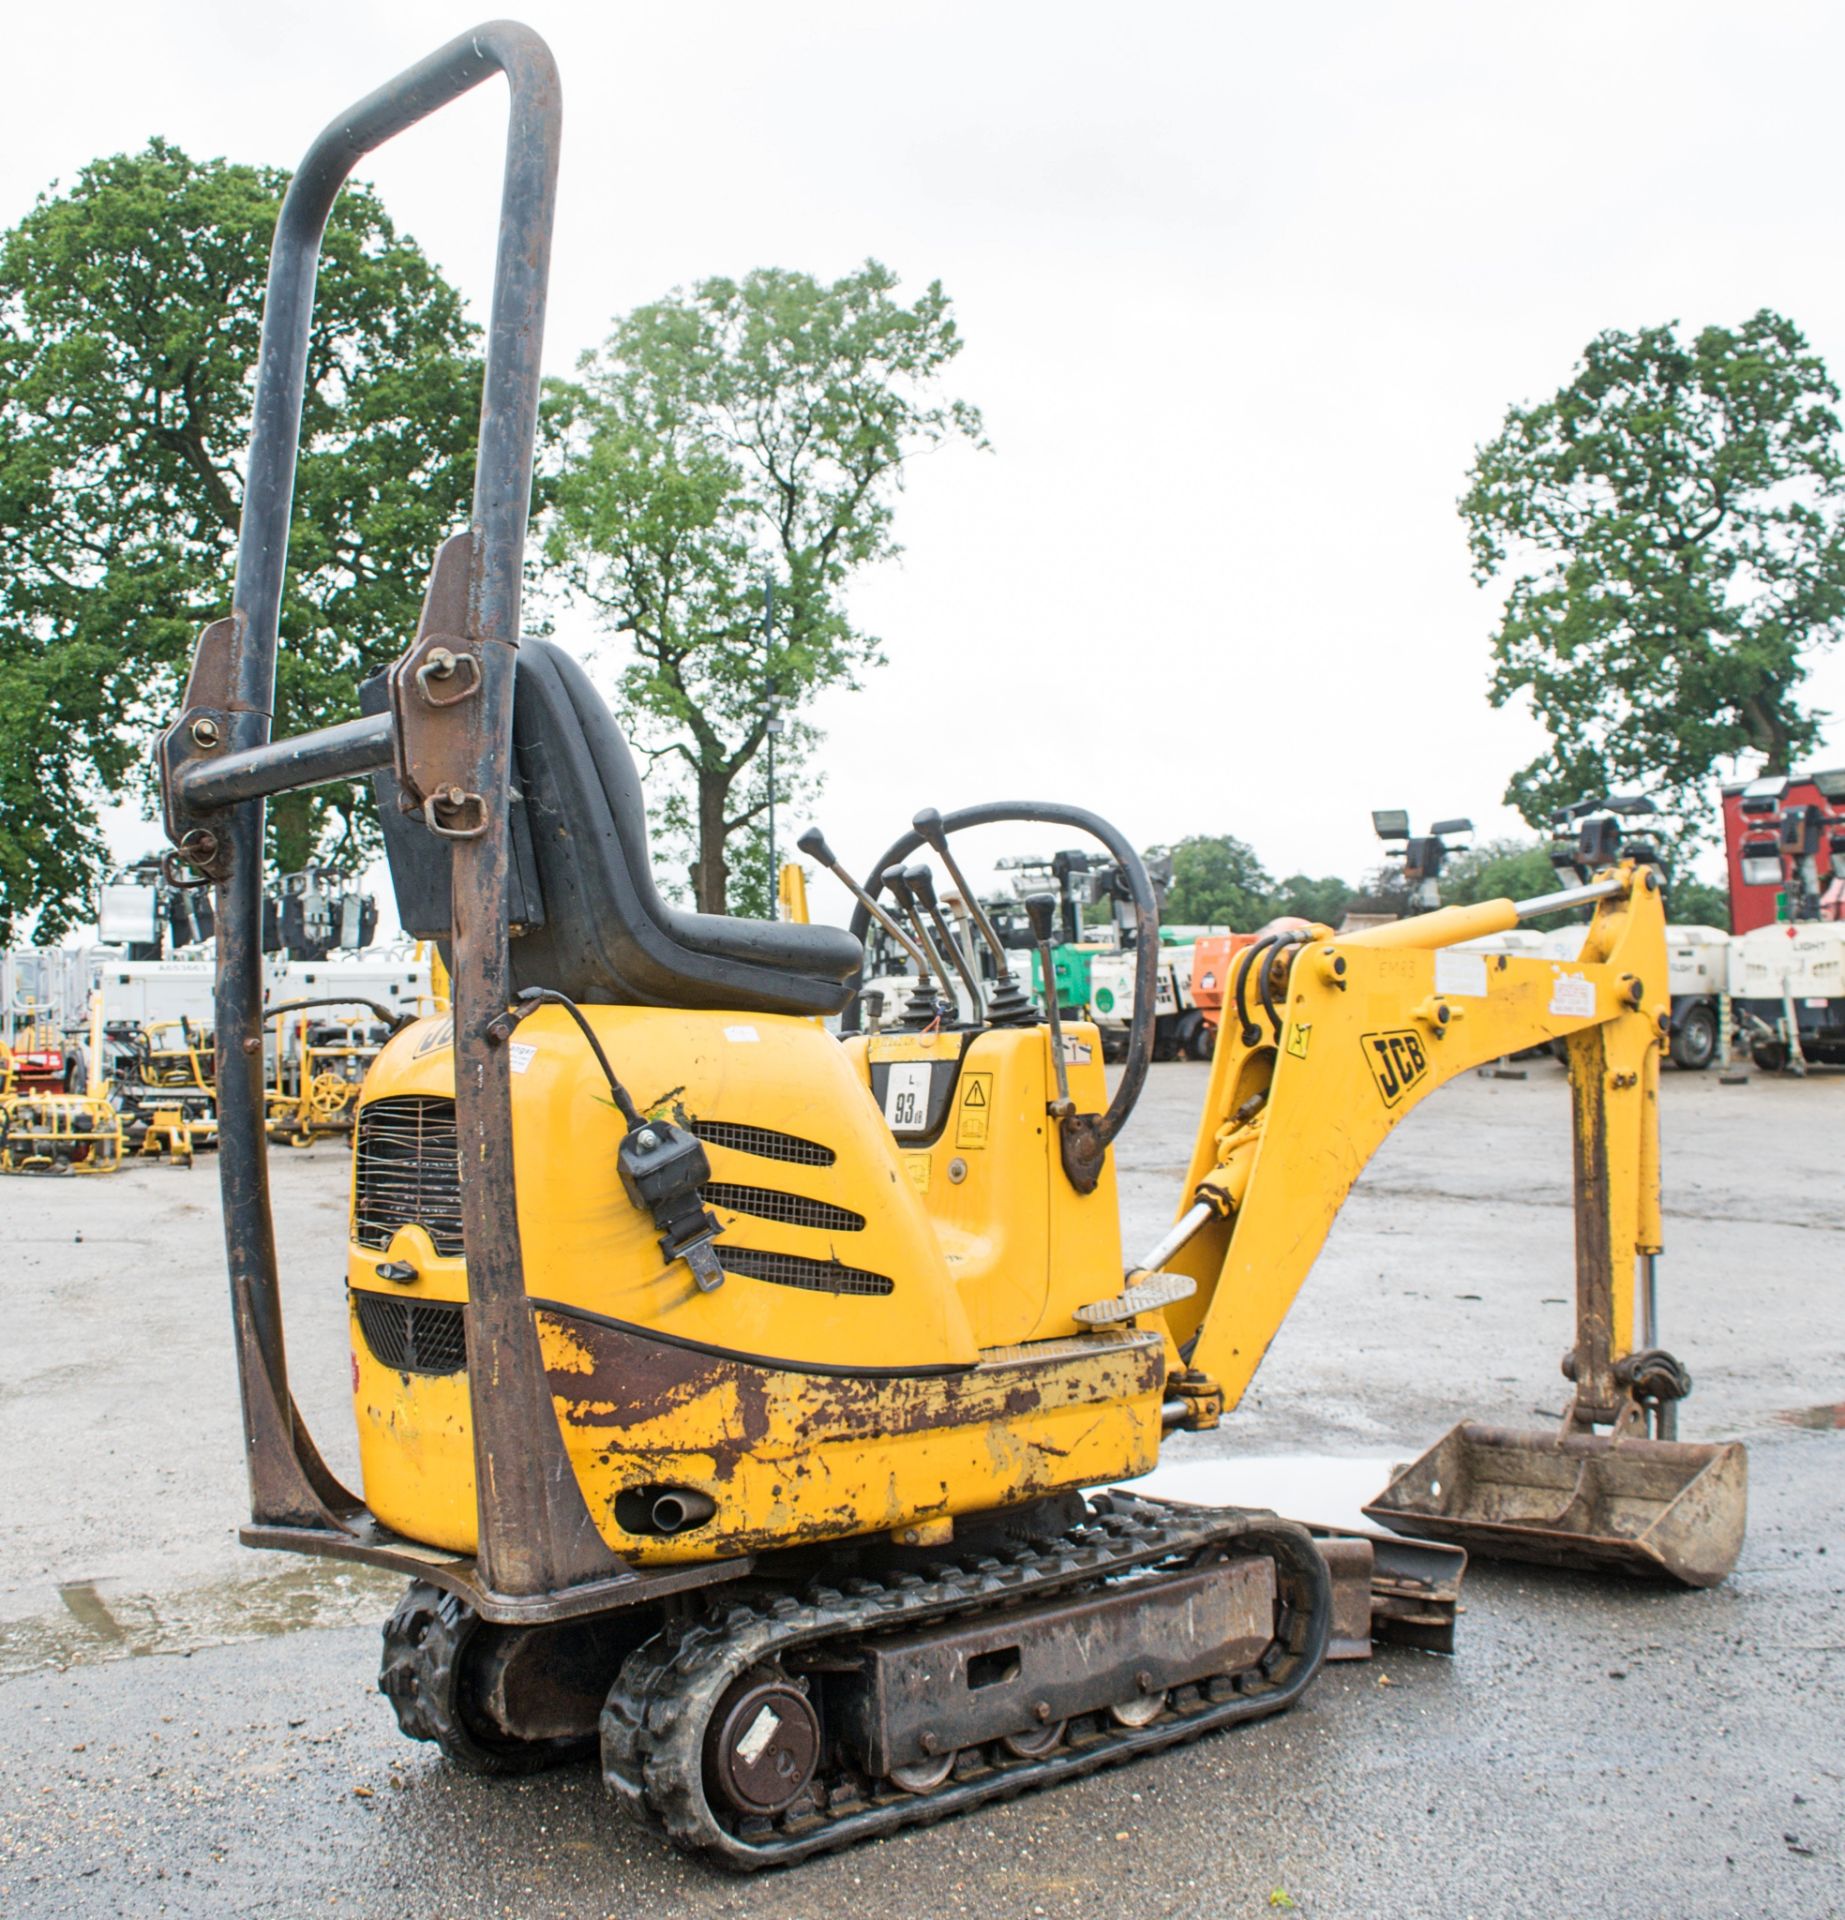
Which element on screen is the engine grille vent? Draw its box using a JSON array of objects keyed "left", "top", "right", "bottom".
[
  {"left": 353, "top": 1291, "right": 468, "bottom": 1375},
  {"left": 718, "top": 1246, "right": 893, "bottom": 1297},
  {"left": 692, "top": 1120, "right": 836, "bottom": 1168},
  {"left": 353, "top": 1096, "right": 463, "bottom": 1256},
  {"left": 703, "top": 1182, "right": 865, "bottom": 1233}
]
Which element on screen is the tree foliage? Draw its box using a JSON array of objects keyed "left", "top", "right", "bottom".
[
  {"left": 0, "top": 140, "right": 481, "bottom": 940},
  {"left": 1462, "top": 311, "right": 1845, "bottom": 831},
  {"left": 1153, "top": 835, "right": 1353, "bottom": 931},
  {"left": 545, "top": 261, "right": 984, "bottom": 913},
  {"left": 1436, "top": 837, "right": 1559, "bottom": 908},
  {"left": 1158, "top": 833, "right": 1275, "bottom": 930},
  {"left": 1664, "top": 877, "right": 1730, "bottom": 931},
  {"left": 1428, "top": 837, "right": 1577, "bottom": 929},
  {"left": 1268, "top": 872, "right": 1356, "bottom": 927}
]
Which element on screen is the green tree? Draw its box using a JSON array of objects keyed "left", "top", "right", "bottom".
[
  {"left": 1434, "top": 837, "right": 1579, "bottom": 928},
  {"left": 1157, "top": 833, "right": 1275, "bottom": 930},
  {"left": 0, "top": 140, "right": 481, "bottom": 940},
  {"left": 545, "top": 261, "right": 984, "bottom": 913},
  {"left": 1462, "top": 311, "right": 1845, "bottom": 831},
  {"left": 1269, "top": 872, "right": 1355, "bottom": 926},
  {"left": 1663, "top": 876, "right": 1730, "bottom": 930},
  {"left": 1438, "top": 837, "right": 1558, "bottom": 906}
]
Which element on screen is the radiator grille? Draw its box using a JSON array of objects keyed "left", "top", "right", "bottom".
[
  {"left": 353, "top": 1292, "right": 468, "bottom": 1375},
  {"left": 703, "top": 1182, "right": 865, "bottom": 1232},
  {"left": 718, "top": 1246, "right": 893, "bottom": 1297},
  {"left": 353, "top": 1096, "right": 463, "bottom": 1256},
  {"left": 692, "top": 1120, "right": 836, "bottom": 1167}
]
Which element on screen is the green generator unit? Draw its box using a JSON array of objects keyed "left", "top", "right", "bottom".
[{"left": 1031, "top": 941, "right": 1109, "bottom": 1017}]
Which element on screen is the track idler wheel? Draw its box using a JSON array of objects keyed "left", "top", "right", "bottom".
[
  {"left": 378, "top": 1580, "right": 585, "bottom": 1776},
  {"left": 705, "top": 1667, "right": 822, "bottom": 1818}
]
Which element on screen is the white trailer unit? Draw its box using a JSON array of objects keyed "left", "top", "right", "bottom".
[
  {"left": 1728, "top": 919, "right": 1845, "bottom": 1070},
  {"left": 1661, "top": 925, "right": 1729, "bottom": 1070},
  {"left": 1088, "top": 942, "right": 1209, "bottom": 1061}
]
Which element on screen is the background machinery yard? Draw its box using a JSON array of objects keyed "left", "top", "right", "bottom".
[
  {"left": 150, "top": 23, "right": 1749, "bottom": 1873},
  {"left": 1724, "top": 769, "right": 1845, "bottom": 1071}
]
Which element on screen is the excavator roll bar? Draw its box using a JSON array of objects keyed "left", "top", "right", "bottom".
[{"left": 155, "top": 23, "right": 643, "bottom": 1617}]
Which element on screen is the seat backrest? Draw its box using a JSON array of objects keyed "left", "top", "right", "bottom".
[{"left": 364, "top": 640, "right": 861, "bottom": 1017}]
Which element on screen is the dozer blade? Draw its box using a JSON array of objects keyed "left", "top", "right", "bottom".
[{"left": 1362, "top": 1422, "right": 1747, "bottom": 1589}]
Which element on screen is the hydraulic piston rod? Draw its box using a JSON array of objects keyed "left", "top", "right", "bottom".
[{"left": 1346, "top": 875, "right": 1630, "bottom": 954}]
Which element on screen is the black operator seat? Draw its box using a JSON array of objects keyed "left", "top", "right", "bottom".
[{"left": 363, "top": 639, "right": 862, "bottom": 1018}]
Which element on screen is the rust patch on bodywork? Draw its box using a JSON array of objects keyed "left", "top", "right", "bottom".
[{"left": 537, "top": 1310, "right": 1160, "bottom": 1471}]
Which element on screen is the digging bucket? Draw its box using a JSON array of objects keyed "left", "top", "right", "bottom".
[{"left": 1362, "top": 1422, "right": 1747, "bottom": 1589}]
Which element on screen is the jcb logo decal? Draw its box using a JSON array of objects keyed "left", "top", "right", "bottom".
[{"left": 1361, "top": 1029, "right": 1428, "bottom": 1107}]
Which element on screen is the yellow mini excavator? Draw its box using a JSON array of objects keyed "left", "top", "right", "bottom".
[{"left": 156, "top": 23, "right": 1746, "bottom": 1870}]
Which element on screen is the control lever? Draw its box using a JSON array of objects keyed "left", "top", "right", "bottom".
[
  {"left": 906, "top": 863, "right": 984, "bottom": 1022},
  {"left": 797, "top": 826, "right": 942, "bottom": 1022},
  {"left": 1025, "top": 892, "right": 1075, "bottom": 1118},
  {"left": 944, "top": 887, "right": 980, "bottom": 974},
  {"left": 913, "top": 807, "right": 1036, "bottom": 1026},
  {"left": 885, "top": 868, "right": 960, "bottom": 1020}
]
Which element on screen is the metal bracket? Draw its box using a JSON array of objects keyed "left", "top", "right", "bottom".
[
  {"left": 415, "top": 646, "right": 482, "bottom": 707},
  {"left": 422, "top": 788, "right": 490, "bottom": 839},
  {"left": 1058, "top": 1110, "right": 1107, "bottom": 1194},
  {"left": 160, "top": 837, "right": 219, "bottom": 890},
  {"left": 156, "top": 614, "right": 244, "bottom": 882},
  {"left": 389, "top": 533, "right": 492, "bottom": 825}
]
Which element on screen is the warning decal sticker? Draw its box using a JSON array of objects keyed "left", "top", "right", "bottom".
[{"left": 955, "top": 1072, "right": 993, "bottom": 1148}]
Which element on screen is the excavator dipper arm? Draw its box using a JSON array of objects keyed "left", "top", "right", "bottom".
[{"left": 1150, "top": 859, "right": 1745, "bottom": 1588}]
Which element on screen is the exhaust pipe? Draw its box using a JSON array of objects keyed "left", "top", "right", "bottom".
[{"left": 650, "top": 1488, "right": 716, "bottom": 1535}]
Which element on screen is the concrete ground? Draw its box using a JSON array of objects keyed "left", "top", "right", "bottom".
[{"left": 1, "top": 1060, "right": 1841, "bottom": 1918}]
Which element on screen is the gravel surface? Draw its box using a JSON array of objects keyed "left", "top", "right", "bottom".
[{"left": 2, "top": 1060, "right": 1841, "bottom": 1917}]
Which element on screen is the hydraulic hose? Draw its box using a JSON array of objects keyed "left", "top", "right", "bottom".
[
  {"left": 1257, "top": 934, "right": 1313, "bottom": 1043},
  {"left": 1232, "top": 935, "right": 1281, "bottom": 1047}
]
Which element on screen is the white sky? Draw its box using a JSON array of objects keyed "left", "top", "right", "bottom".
[{"left": 13, "top": 0, "right": 1845, "bottom": 930}]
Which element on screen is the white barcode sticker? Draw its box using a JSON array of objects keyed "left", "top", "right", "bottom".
[
  {"left": 508, "top": 1042, "right": 536, "bottom": 1074},
  {"left": 723, "top": 1025, "right": 760, "bottom": 1043}
]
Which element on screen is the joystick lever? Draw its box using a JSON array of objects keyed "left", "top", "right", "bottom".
[
  {"left": 906, "top": 863, "right": 984, "bottom": 1021},
  {"left": 797, "top": 826, "right": 940, "bottom": 1009},
  {"left": 1025, "top": 892, "right": 1074, "bottom": 1117},
  {"left": 913, "top": 807, "right": 1036, "bottom": 1026}
]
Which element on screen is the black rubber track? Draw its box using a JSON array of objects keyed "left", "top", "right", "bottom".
[
  {"left": 601, "top": 1494, "right": 1332, "bottom": 1869},
  {"left": 379, "top": 1579, "right": 589, "bottom": 1776}
]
